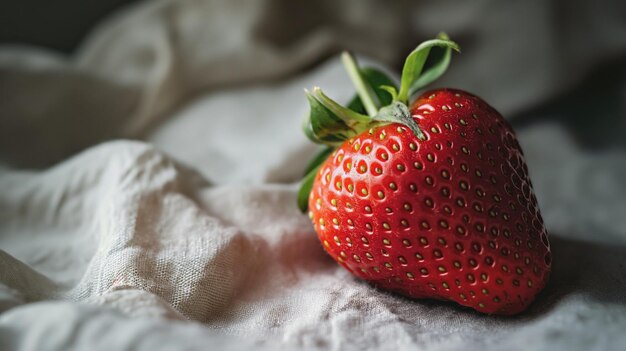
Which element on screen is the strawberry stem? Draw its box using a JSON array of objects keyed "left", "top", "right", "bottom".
[
  {"left": 341, "top": 52, "right": 380, "bottom": 117},
  {"left": 373, "top": 102, "right": 426, "bottom": 141}
]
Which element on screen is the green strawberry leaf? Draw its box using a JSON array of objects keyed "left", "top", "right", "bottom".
[
  {"left": 341, "top": 52, "right": 380, "bottom": 116},
  {"left": 397, "top": 34, "right": 460, "bottom": 104},
  {"left": 378, "top": 85, "right": 399, "bottom": 102},
  {"left": 409, "top": 33, "right": 458, "bottom": 97},
  {"left": 298, "top": 164, "right": 321, "bottom": 212},
  {"left": 346, "top": 67, "right": 397, "bottom": 114},
  {"left": 303, "top": 87, "right": 371, "bottom": 146}
]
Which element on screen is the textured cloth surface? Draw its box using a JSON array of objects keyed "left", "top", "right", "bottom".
[{"left": 1, "top": 0, "right": 626, "bottom": 350}]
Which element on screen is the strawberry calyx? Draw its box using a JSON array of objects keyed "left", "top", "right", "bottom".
[{"left": 298, "top": 33, "right": 460, "bottom": 212}]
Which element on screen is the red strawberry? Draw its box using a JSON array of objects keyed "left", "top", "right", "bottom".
[{"left": 299, "top": 34, "right": 551, "bottom": 315}]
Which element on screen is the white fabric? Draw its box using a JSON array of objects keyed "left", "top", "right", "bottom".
[{"left": 1, "top": 0, "right": 626, "bottom": 350}]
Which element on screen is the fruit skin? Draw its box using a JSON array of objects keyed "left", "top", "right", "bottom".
[{"left": 308, "top": 88, "right": 551, "bottom": 315}]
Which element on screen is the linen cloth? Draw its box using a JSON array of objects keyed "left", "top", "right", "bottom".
[{"left": 1, "top": 0, "right": 626, "bottom": 350}]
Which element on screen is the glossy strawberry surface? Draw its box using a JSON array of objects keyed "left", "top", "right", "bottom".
[{"left": 308, "top": 89, "right": 551, "bottom": 315}]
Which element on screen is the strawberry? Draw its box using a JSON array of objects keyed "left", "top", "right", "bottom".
[{"left": 298, "top": 34, "right": 551, "bottom": 315}]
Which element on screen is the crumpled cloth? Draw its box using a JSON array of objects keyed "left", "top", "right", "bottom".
[{"left": 1, "top": 0, "right": 626, "bottom": 350}]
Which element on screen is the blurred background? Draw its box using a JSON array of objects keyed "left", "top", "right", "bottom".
[{"left": 0, "top": 0, "right": 136, "bottom": 53}]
